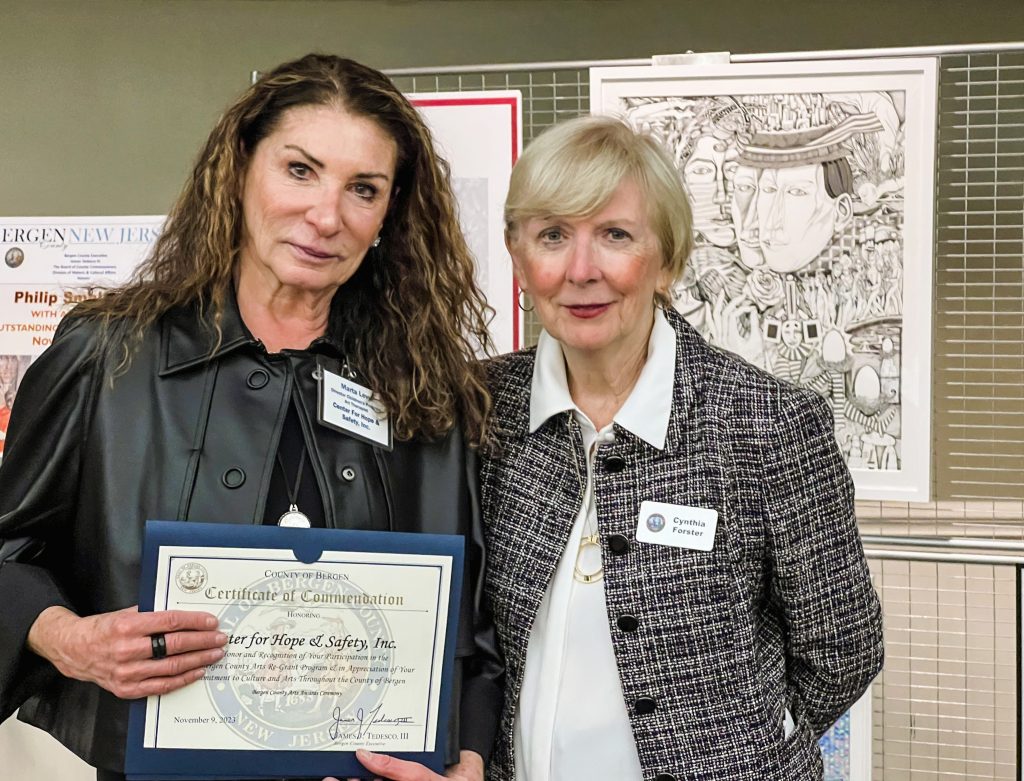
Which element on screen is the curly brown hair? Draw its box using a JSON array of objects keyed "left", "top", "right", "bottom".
[{"left": 72, "top": 53, "right": 494, "bottom": 444}]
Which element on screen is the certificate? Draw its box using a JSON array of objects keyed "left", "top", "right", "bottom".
[{"left": 126, "top": 521, "right": 464, "bottom": 780}]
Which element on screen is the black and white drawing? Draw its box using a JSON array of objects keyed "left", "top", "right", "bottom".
[{"left": 592, "top": 59, "right": 937, "bottom": 500}]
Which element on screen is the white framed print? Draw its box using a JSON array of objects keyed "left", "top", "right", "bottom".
[
  {"left": 591, "top": 58, "right": 938, "bottom": 501},
  {"left": 408, "top": 91, "right": 523, "bottom": 354}
]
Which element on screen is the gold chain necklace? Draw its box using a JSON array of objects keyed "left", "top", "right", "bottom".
[
  {"left": 568, "top": 415, "right": 603, "bottom": 584},
  {"left": 573, "top": 533, "right": 603, "bottom": 584}
]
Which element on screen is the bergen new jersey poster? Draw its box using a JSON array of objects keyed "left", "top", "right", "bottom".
[
  {"left": 0, "top": 216, "right": 161, "bottom": 458},
  {"left": 591, "top": 58, "right": 937, "bottom": 501}
]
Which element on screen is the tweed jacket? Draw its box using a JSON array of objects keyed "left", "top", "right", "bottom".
[{"left": 479, "top": 308, "right": 883, "bottom": 781}]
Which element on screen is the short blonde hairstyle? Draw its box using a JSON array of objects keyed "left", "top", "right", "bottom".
[{"left": 505, "top": 116, "right": 693, "bottom": 306}]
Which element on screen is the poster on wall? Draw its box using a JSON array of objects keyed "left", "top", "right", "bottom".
[
  {"left": 819, "top": 689, "right": 872, "bottom": 781},
  {"left": 591, "top": 58, "right": 937, "bottom": 501},
  {"left": 0, "top": 216, "right": 162, "bottom": 456},
  {"left": 408, "top": 91, "right": 523, "bottom": 354}
]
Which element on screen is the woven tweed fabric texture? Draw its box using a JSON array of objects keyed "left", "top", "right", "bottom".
[{"left": 479, "top": 308, "right": 883, "bottom": 781}]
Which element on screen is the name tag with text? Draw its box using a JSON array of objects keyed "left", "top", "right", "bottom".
[
  {"left": 636, "top": 500, "right": 718, "bottom": 551},
  {"left": 317, "top": 367, "right": 392, "bottom": 450}
]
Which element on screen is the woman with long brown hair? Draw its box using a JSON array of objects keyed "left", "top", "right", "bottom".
[{"left": 0, "top": 53, "right": 501, "bottom": 781}]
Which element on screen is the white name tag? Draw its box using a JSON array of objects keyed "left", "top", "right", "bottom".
[
  {"left": 317, "top": 367, "right": 392, "bottom": 450},
  {"left": 636, "top": 500, "right": 718, "bottom": 551}
]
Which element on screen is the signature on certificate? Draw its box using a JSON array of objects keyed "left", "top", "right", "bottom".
[{"left": 329, "top": 703, "right": 415, "bottom": 741}]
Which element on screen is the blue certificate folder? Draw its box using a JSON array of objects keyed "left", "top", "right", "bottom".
[{"left": 126, "top": 520, "right": 465, "bottom": 780}]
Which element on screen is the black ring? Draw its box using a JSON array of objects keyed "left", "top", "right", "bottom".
[{"left": 151, "top": 633, "right": 168, "bottom": 660}]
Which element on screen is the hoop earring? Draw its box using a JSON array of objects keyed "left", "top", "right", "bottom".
[{"left": 517, "top": 289, "right": 534, "bottom": 312}]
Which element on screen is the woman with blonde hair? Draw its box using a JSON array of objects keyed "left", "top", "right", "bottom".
[
  {"left": 0, "top": 53, "right": 501, "bottom": 781},
  {"left": 479, "top": 116, "right": 883, "bottom": 780}
]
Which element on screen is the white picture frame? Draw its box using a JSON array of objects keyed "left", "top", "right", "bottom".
[
  {"left": 408, "top": 91, "right": 524, "bottom": 354},
  {"left": 591, "top": 59, "right": 938, "bottom": 501}
]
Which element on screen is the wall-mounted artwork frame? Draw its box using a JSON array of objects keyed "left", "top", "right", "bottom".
[
  {"left": 591, "top": 58, "right": 938, "bottom": 501},
  {"left": 409, "top": 91, "right": 523, "bottom": 354}
]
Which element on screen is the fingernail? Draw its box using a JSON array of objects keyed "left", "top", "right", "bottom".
[
  {"left": 205, "top": 615, "right": 218, "bottom": 628},
  {"left": 194, "top": 668, "right": 206, "bottom": 679},
  {"left": 215, "top": 632, "right": 228, "bottom": 644},
  {"left": 356, "top": 749, "right": 376, "bottom": 759}
]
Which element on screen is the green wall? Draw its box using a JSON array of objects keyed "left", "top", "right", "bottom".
[{"left": 2, "top": 0, "right": 1022, "bottom": 216}]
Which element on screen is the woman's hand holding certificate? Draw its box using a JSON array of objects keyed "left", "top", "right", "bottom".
[{"left": 27, "top": 604, "right": 226, "bottom": 699}]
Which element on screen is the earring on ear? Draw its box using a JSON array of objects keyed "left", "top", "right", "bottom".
[
  {"left": 517, "top": 289, "right": 534, "bottom": 312},
  {"left": 371, "top": 236, "right": 381, "bottom": 248}
]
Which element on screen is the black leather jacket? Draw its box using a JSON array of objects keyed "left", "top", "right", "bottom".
[{"left": 0, "top": 297, "right": 502, "bottom": 772}]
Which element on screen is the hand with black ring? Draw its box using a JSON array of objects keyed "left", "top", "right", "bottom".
[{"left": 26, "top": 604, "right": 227, "bottom": 699}]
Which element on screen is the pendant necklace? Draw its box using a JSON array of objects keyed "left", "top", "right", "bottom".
[
  {"left": 276, "top": 448, "right": 312, "bottom": 528},
  {"left": 568, "top": 416, "right": 603, "bottom": 584},
  {"left": 574, "top": 507, "right": 604, "bottom": 584}
]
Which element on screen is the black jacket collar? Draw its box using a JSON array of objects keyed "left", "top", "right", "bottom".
[{"left": 159, "top": 287, "right": 345, "bottom": 376}]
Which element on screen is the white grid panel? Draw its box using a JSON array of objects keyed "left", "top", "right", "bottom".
[
  {"left": 867, "top": 558, "right": 1018, "bottom": 780},
  {"left": 935, "top": 50, "right": 1024, "bottom": 502},
  {"left": 393, "top": 54, "right": 1024, "bottom": 505}
]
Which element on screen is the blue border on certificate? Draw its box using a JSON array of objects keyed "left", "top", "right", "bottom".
[{"left": 125, "top": 520, "right": 464, "bottom": 780}]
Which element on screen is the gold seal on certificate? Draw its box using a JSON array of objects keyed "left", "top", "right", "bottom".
[{"left": 126, "top": 522, "right": 463, "bottom": 779}]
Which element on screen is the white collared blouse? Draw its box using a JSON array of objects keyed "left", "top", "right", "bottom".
[{"left": 514, "top": 310, "right": 676, "bottom": 781}]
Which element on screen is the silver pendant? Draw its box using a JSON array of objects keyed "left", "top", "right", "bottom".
[{"left": 277, "top": 504, "right": 311, "bottom": 528}]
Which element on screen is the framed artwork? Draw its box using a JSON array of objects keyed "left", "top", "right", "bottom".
[
  {"left": 409, "top": 91, "right": 523, "bottom": 354},
  {"left": 820, "top": 688, "right": 873, "bottom": 781},
  {"left": 591, "top": 59, "right": 938, "bottom": 500}
]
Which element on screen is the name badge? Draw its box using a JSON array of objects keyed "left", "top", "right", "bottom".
[
  {"left": 636, "top": 500, "right": 718, "bottom": 551},
  {"left": 317, "top": 365, "right": 393, "bottom": 450}
]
